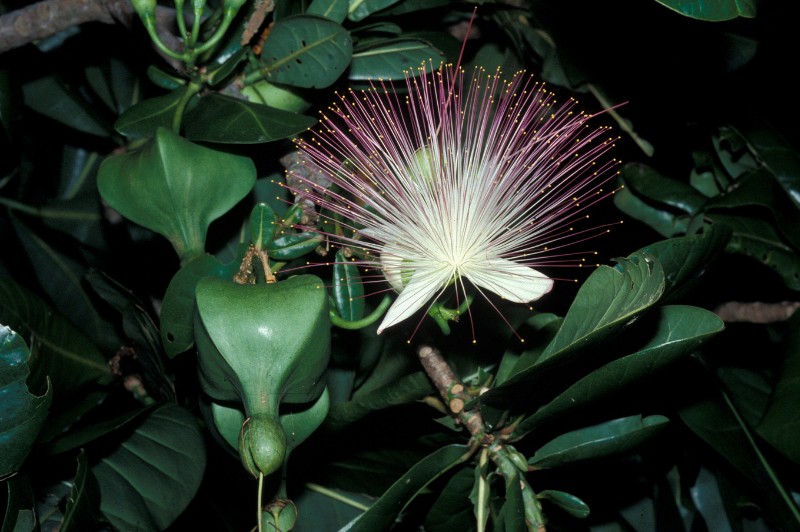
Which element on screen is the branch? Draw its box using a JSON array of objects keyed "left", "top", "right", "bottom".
[
  {"left": 0, "top": 0, "right": 134, "bottom": 54},
  {"left": 714, "top": 301, "right": 800, "bottom": 324}
]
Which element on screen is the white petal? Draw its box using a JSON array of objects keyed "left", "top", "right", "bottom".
[
  {"left": 464, "top": 258, "right": 554, "bottom": 303},
  {"left": 377, "top": 268, "right": 451, "bottom": 334}
]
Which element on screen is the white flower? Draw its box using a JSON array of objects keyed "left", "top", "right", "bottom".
[{"left": 289, "top": 62, "right": 619, "bottom": 335}]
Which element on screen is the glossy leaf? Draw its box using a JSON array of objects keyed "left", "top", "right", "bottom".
[
  {"left": 757, "top": 311, "right": 800, "bottom": 465},
  {"left": 514, "top": 305, "right": 723, "bottom": 438},
  {"left": 482, "top": 253, "right": 665, "bottom": 407},
  {"left": 97, "top": 127, "right": 256, "bottom": 260},
  {"left": 348, "top": 0, "right": 401, "bottom": 21},
  {"left": 267, "top": 230, "right": 324, "bottom": 259},
  {"left": 183, "top": 94, "right": 315, "bottom": 144},
  {"left": 344, "top": 444, "right": 471, "bottom": 531},
  {"left": 60, "top": 451, "right": 102, "bottom": 531},
  {"left": 652, "top": 0, "right": 756, "bottom": 20},
  {"left": 636, "top": 224, "right": 731, "bottom": 301},
  {"left": 538, "top": 490, "right": 591, "bottom": 519},
  {"left": 250, "top": 203, "right": 279, "bottom": 250},
  {"left": 114, "top": 86, "right": 191, "bottom": 139},
  {"left": 332, "top": 249, "right": 364, "bottom": 321},
  {"left": 160, "top": 254, "right": 238, "bottom": 358},
  {"left": 621, "top": 162, "right": 707, "bottom": 214},
  {"left": 0, "top": 277, "right": 108, "bottom": 401},
  {"left": 307, "top": 0, "right": 348, "bottom": 22},
  {"left": 240, "top": 80, "right": 312, "bottom": 113},
  {"left": 529, "top": 415, "right": 669, "bottom": 469},
  {"left": 424, "top": 466, "right": 474, "bottom": 532},
  {"left": 93, "top": 403, "right": 206, "bottom": 532},
  {"left": 350, "top": 38, "right": 446, "bottom": 80},
  {"left": 0, "top": 326, "right": 52, "bottom": 478},
  {"left": 146, "top": 65, "right": 185, "bottom": 90},
  {"left": 614, "top": 185, "right": 689, "bottom": 238},
  {"left": 258, "top": 15, "right": 353, "bottom": 88}
]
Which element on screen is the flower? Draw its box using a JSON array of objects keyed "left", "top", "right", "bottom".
[{"left": 288, "top": 61, "right": 619, "bottom": 336}]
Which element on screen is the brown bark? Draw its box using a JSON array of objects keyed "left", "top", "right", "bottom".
[
  {"left": 714, "top": 301, "right": 800, "bottom": 324},
  {"left": 0, "top": 0, "right": 135, "bottom": 54}
]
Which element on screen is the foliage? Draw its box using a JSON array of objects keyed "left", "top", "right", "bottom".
[{"left": 1, "top": 0, "right": 799, "bottom": 531}]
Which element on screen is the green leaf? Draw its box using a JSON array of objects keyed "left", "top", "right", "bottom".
[
  {"left": 160, "top": 253, "right": 238, "bottom": 358},
  {"left": 424, "top": 466, "right": 475, "bottom": 532},
  {"left": 267, "top": 230, "right": 324, "bottom": 260},
  {"left": 348, "top": 0, "right": 401, "bottom": 21},
  {"left": 325, "top": 371, "right": 433, "bottom": 430},
  {"left": 514, "top": 305, "right": 723, "bottom": 438},
  {"left": 114, "top": 86, "right": 191, "bottom": 139},
  {"left": 345, "top": 444, "right": 472, "bottom": 531},
  {"left": 636, "top": 225, "right": 731, "bottom": 301},
  {"left": 614, "top": 185, "right": 689, "bottom": 238},
  {"left": 538, "top": 490, "right": 591, "bottom": 519},
  {"left": 529, "top": 415, "right": 669, "bottom": 469},
  {"left": 45, "top": 405, "right": 153, "bottom": 456},
  {"left": 621, "top": 162, "right": 707, "bottom": 214},
  {"left": 146, "top": 65, "right": 185, "bottom": 91},
  {"left": 482, "top": 253, "right": 665, "bottom": 408},
  {"left": 292, "top": 486, "right": 372, "bottom": 531},
  {"left": 92, "top": 403, "right": 206, "bottom": 532},
  {"left": 60, "top": 451, "right": 102, "bottom": 531},
  {"left": 307, "top": 0, "right": 348, "bottom": 23},
  {"left": 0, "top": 277, "right": 108, "bottom": 402},
  {"left": 705, "top": 169, "right": 800, "bottom": 251},
  {"left": 713, "top": 213, "right": 800, "bottom": 290},
  {"left": 756, "top": 311, "right": 800, "bottom": 465},
  {"left": 651, "top": 0, "right": 756, "bottom": 21},
  {"left": 2, "top": 476, "right": 36, "bottom": 532},
  {"left": 97, "top": 127, "right": 257, "bottom": 260},
  {"left": 350, "top": 38, "right": 446, "bottom": 80},
  {"left": 258, "top": 15, "right": 352, "bottom": 89},
  {"left": 332, "top": 249, "right": 364, "bottom": 321},
  {"left": 22, "top": 76, "right": 111, "bottom": 137},
  {"left": 0, "top": 326, "right": 52, "bottom": 478},
  {"left": 680, "top": 367, "right": 800, "bottom": 529},
  {"left": 183, "top": 94, "right": 316, "bottom": 144}
]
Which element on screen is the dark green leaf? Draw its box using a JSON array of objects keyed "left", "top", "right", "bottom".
[
  {"left": 11, "top": 217, "right": 112, "bottom": 350},
  {"left": 332, "top": 249, "right": 364, "bottom": 321},
  {"left": 325, "top": 371, "right": 433, "bottom": 430},
  {"left": 636, "top": 224, "right": 731, "bottom": 301},
  {"left": 705, "top": 169, "right": 800, "bottom": 251},
  {"left": 267, "top": 230, "right": 324, "bottom": 259},
  {"left": 713, "top": 213, "right": 800, "bottom": 290},
  {"left": 346, "top": 444, "right": 472, "bottom": 531},
  {"left": 60, "top": 451, "right": 102, "bottom": 531},
  {"left": 350, "top": 38, "right": 445, "bottom": 80},
  {"left": 258, "top": 15, "right": 352, "bottom": 89},
  {"left": 348, "top": 0, "right": 401, "bottom": 20},
  {"left": 183, "top": 94, "right": 315, "bottom": 144},
  {"left": 529, "top": 415, "right": 669, "bottom": 469},
  {"left": 621, "top": 162, "right": 707, "bottom": 214},
  {"left": 114, "top": 87, "right": 191, "bottom": 139},
  {"left": 207, "top": 48, "right": 248, "bottom": 87},
  {"left": 538, "top": 490, "right": 591, "bottom": 519},
  {"left": 0, "top": 326, "right": 52, "bottom": 478},
  {"left": 292, "top": 486, "right": 372, "bottom": 531},
  {"left": 146, "top": 65, "right": 185, "bottom": 91},
  {"left": 614, "top": 185, "right": 689, "bottom": 238},
  {"left": 680, "top": 369, "right": 800, "bottom": 529},
  {"left": 160, "top": 254, "right": 238, "bottom": 358},
  {"left": 97, "top": 127, "right": 257, "bottom": 260},
  {"left": 651, "top": 0, "right": 756, "bottom": 21},
  {"left": 496, "top": 472, "right": 526, "bottom": 532},
  {"left": 93, "top": 404, "right": 206, "bottom": 531},
  {"left": 425, "top": 466, "right": 475, "bottom": 532},
  {"left": 0, "top": 277, "right": 108, "bottom": 401},
  {"left": 45, "top": 405, "right": 153, "bottom": 455},
  {"left": 250, "top": 203, "right": 279, "bottom": 250},
  {"left": 2, "top": 476, "right": 36, "bottom": 532},
  {"left": 307, "top": 0, "right": 349, "bottom": 23},
  {"left": 757, "top": 311, "right": 800, "bottom": 465},
  {"left": 541, "top": 253, "right": 664, "bottom": 360},
  {"left": 23, "top": 76, "right": 111, "bottom": 137},
  {"left": 515, "top": 305, "right": 723, "bottom": 438}
]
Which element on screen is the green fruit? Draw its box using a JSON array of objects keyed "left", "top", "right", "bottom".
[{"left": 239, "top": 414, "right": 286, "bottom": 477}]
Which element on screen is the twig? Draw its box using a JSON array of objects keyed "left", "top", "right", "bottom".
[{"left": 714, "top": 301, "right": 800, "bottom": 324}]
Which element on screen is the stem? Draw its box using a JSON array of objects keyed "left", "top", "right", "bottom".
[
  {"left": 329, "top": 294, "right": 392, "bottom": 330},
  {"left": 305, "top": 483, "right": 370, "bottom": 511},
  {"left": 171, "top": 81, "right": 201, "bottom": 132},
  {"left": 476, "top": 448, "right": 489, "bottom": 532},
  {"left": 174, "top": 0, "right": 188, "bottom": 41},
  {"left": 192, "top": 9, "right": 235, "bottom": 55},
  {"left": 257, "top": 472, "right": 264, "bottom": 532},
  {"left": 142, "top": 17, "right": 186, "bottom": 61}
]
